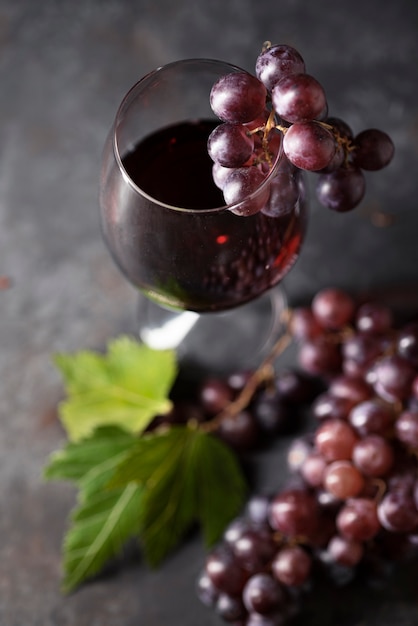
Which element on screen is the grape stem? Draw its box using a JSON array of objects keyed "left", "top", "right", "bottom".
[{"left": 202, "top": 310, "right": 293, "bottom": 433}]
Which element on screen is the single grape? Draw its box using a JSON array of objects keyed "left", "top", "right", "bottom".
[
  {"left": 314, "top": 418, "right": 359, "bottom": 462},
  {"left": 287, "top": 436, "right": 313, "bottom": 473},
  {"left": 316, "top": 166, "right": 366, "bottom": 212},
  {"left": 289, "top": 306, "right": 323, "bottom": 340},
  {"left": 196, "top": 569, "right": 220, "bottom": 607},
  {"left": 210, "top": 71, "right": 268, "bottom": 124},
  {"left": 327, "top": 535, "right": 364, "bottom": 567},
  {"left": 223, "top": 517, "right": 251, "bottom": 546},
  {"left": 207, "top": 123, "right": 254, "bottom": 168},
  {"left": 397, "top": 321, "right": 418, "bottom": 367},
  {"left": 297, "top": 335, "right": 342, "bottom": 376},
  {"left": 311, "top": 392, "right": 354, "bottom": 421},
  {"left": 283, "top": 121, "right": 336, "bottom": 171},
  {"left": 271, "top": 545, "right": 312, "bottom": 586},
  {"left": 352, "top": 128, "right": 395, "bottom": 171},
  {"left": 261, "top": 169, "right": 300, "bottom": 217},
  {"left": 271, "top": 73, "right": 327, "bottom": 123},
  {"left": 352, "top": 435, "right": 394, "bottom": 477},
  {"left": 275, "top": 368, "right": 319, "bottom": 404},
  {"left": 342, "top": 333, "right": 383, "bottom": 376},
  {"left": 252, "top": 388, "right": 291, "bottom": 435},
  {"left": 269, "top": 488, "right": 319, "bottom": 538},
  {"left": 377, "top": 490, "right": 418, "bottom": 533},
  {"left": 245, "top": 494, "right": 272, "bottom": 525},
  {"left": 355, "top": 301, "right": 394, "bottom": 335},
  {"left": 255, "top": 43, "right": 306, "bottom": 91},
  {"left": 242, "top": 573, "right": 286, "bottom": 615},
  {"left": 323, "top": 460, "right": 365, "bottom": 499},
  {"left": 217, "top": 410, "right": 259, "bottom": 450},
  {"left": 223, "top": 166, "right": 269, "bottom": 216},
  {"left": 370, "top": 354, "right": 415, "bottom": 403},
  {"left": 328, "top": 374, "right": 374, "bottom": 405},
  {"left": 336, "top": 498, "right": 380, "bottom": 542},
  {"left": 312, "top": 287, "right": 355, "bottom": 330},
  {"left": 326, "top": 116, "right": 354, "bottom": 142},
  {"left": 199, "top": 377, "right": 234, "bottom": 415},
  {"left": 232, "top": 527, "right": 277, "bottom": 573},
  {"left": 300, "top": 452, "right": 327, "bottom": 488},
  {"left": 205, "top": 545, "right": 248, "bottom": 595},
  {"left": 348, "top": 399, "right": 394, "bottom": 437},
  {"left": 394, "top": 410, "right": 418, "bottom": 449},
  {"left": 216, "top": 592, "right": 246, "bottom": 622},
  {"left": 212, "top": 161, "right": 235, "bottom": 190}
]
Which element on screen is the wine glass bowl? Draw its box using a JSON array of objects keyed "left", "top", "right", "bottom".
[{"left": 99, "top": 59, "right": 308, "bottom": 367}]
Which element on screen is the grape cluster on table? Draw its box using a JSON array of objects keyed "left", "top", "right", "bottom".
[
  {"left": 208, "top": 43, "right": 394, "bottom": 215},
  {"left": 193, "top": 287, "right": 418, "bottom": 625}
]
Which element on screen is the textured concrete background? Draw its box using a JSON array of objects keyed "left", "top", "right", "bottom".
[{"left": 1, "top": 0, "right": 418, "bottom": 624}]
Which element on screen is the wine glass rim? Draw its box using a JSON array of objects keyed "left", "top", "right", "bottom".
[{"left": 112, "top": 57, "right": 284, "bottom": 215}]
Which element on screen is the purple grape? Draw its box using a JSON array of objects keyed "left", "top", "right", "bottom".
[
  {"left": 232, "top": 527, "right": 276, "bottom": 573},
  {"left": 271, "top": 73, "right": 327, "bottom": 123},
  {"left": 199, "top": 377, "right": 234, "bottom": 415},
  {"left": 316, "top": 166, "right": 366, "bottom": 212},
  {"left": 269, "top": 488, "right": 319, "bottom": 538},
  {"left": 355, "top": 301, "right": 394, "bottom": 335},
  {"left": 352, "top": 128, "right": 395, "bottom": 171},
  {"left": 283, "top": 121, "right": 336, "bottom": 171},
  {"left": 311, "top": 392, "right": 354, "bottom": 421},
  {"left": 245, "top": 494, "right": 271, "bottom": 525},
  {"left": 352, "top": 435, "right": 394, "bottom": 477},
  {"left": 196, "top": 569, "right": 220, "bottom": 607},
  {"left": 348, "top": 399, "right": 394, "bottom": 437},
  {"left": 216, "top": 592, "right": 246, "bottom": 622},
  {"left": 261, "top": 169, "right": 300, "bottom": 217},
  {"left": 326, "top": 116, "right": 354, "bottom": 142},
  {"left": 327, "top": 535, "right": 364, "bottom": 567},
  {"left": 243, "top": 573, "right": 286, "bottom": 614},
  {"left": 397, "top": 321, "right": 418, "bottom": 367},
  {"left": 336, "top": 498, "right": 380, "bottom": 542},
  {"left": 287, "top": 436, "right": 313, "bottom": 473},
  {"left": 395, "top": 410, "right": 418, "bottom": 449},
  {"left": 208, "top": 123, "right": 254, "bottom": 168},
  {"left": 205, "top": 545, "right": 248, "bottom": 595},
  {"left": 377, "top": 490, "right": 418, "bottom": 533},
  {"left": 223, "top": 166, "right": 269, "bottom": 216},
  {"left": 328, "top": 374, "right": 373, "bottom": 405},
  {"left": 212, "top": 161, "right": 234, "bottom": 190},
  {"left": 314, "top": 419, "right": 358, "bottom": 462},
  {"left": 370, "top": 354, "right": 415, "bottom": 403},
  {"left": 252, "top": 388, "right": 290, "bottom": 434},
  {"left": 217, "top": 410, "right": 259, "bottom": 450},
  {"left": 210, "top": 72, "right": 267, "bottom": 124},
  {"left": 255, "top": 44, "right": 306, "bottom": 91},
  {"left": 300, "top": 452, "right": 327, "bottom": 488},
  {"left": 312, "top": 287, "right": 355, "bottom": 330},
  {"left": 298, "top": 335, "right": 342, "bottom": 376},
  {"left": 271, "top": 545, "right": 312, "bottom": 586}
]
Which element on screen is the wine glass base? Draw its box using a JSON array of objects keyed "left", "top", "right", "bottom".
[{"left": 137, "top": 288, "right": 288, "bottom": 374}]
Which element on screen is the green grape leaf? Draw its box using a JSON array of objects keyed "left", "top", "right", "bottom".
[
  {"left": 44, "top": 426, "right": 138, "bottom": 497},
  {"left": 54, "top": 337, "right": 177, "bottom": 441},
  {"left": 44, "top": 426, "right": 143, "bottom": 592},
  {"left": 110, "top": 425, "right": 248, "bottom": 567},
  {"left": 62, "top": 482, "right": 143, "bottom": 593}
]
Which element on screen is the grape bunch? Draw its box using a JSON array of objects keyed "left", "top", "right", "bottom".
[
  {"left": 208, "top": 43, "right": 394, "bottom": 215},
  {"left": 196, "top": 287, "right": 418, "bottom": 625}
]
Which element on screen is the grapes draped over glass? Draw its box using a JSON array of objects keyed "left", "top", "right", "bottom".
[{"left": 100, "top": 59, "right": 307, "bottom": 313}]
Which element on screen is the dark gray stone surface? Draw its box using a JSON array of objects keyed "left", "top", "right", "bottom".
[{"left": 1, "top": 1, "right": 418, "bottom": 624}]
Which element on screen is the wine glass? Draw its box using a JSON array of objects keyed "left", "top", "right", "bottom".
[{"left": 99, "top": 58, "right": 307, "bottom": 372}]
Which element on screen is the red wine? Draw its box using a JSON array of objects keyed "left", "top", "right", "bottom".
[{"left": 101, "top": 120, "right": 307, "bottom": 312}]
